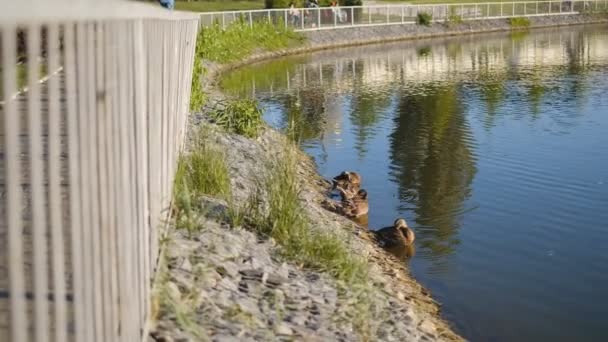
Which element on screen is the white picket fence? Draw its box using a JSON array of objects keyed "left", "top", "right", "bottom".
[
  {"left": 0, "top": 0, "right": 199, "bottom": 341},
  {"left": 200, "top": 0, "right": 608, "bottom": 31}
]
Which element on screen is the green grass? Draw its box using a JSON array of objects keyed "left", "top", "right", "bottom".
[
  {"left": 509, "top": 16, "right": 531, "bottom": 27},
  {"left": 210, "top": 99, "right": 264, "bottom": 138},
  {"left": 176, "top": 0, "right": 264, "bottom": 12},
  {"left": 190, "top": 30, "right": 207, "bottom": 112},
  {"left": 200, "top": 20, "right": 303, "bottom": 64},
  {"left": 173, "top": 126, "right": 231, "bottom": 233},
  {"left": 174, "top": 144, "right": 230, "bottom": 200},
  {"left": 446, "top": 13, "right": 463, "bottom": 25},
  {"left": 245, "top": 146, "right": 374, "bottom": 338},
  {"left": 417, "top": 11, "right": 433, "bottom": 26},
  {"left": 249, "top": 146, "right": 369, "bottom": 284}
]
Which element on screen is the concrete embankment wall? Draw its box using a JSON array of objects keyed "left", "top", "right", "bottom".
[{"left": 210, "top": 14, "right": 608, "bottom": 75}]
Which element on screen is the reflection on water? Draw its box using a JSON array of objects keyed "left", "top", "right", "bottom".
[
  {"left": 389, "top": 83, "right": 475, "bottom": 260},
  {"left": 222, "top": 25, "right": 608, "bottom": 341}
]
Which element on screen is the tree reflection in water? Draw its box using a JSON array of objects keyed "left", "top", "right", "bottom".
[{"left": 389, "top": 83, "right": 476, "bottom": 259}]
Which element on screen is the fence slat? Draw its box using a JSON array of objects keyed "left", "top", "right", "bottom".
[
  {"left": 47, "top": 22, "right": 69, "bottom": 342},
  {"left": 26, "top": 22, "right": 50, "bottom": 342},
  {"left": 2, "top": 24, "right": 28, "bottom": 342}
]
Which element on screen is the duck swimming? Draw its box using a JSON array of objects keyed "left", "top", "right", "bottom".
[
  {"left": 374, "top": 218, "right": 416, "bottom": 246},
  {"left": 373, "top": 218, "right": 416, "bottom": 260}
]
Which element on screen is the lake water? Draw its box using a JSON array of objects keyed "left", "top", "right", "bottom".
[{"left": 221, "top": 25, "right": 608, "bottom": 341}]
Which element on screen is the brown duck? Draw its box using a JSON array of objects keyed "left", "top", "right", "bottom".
[
  {"left": 322, "top": 189, "right": 369, "bottom": 218},
  {"left": 332, "top": 171, "right": 362, "bottom": 200},
  {"left": 374, "top": 218, "right": 416, "bottom": 246},
  {"left": 342, "top": 189, "right": 369, "bottom": 218},
  {"left": 373, "top": 218, "right": 416, "bottom": 260}
]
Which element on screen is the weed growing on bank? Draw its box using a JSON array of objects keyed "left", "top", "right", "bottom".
[
  {"left": 249, "top": 146, "right": 369, "bottom": 284},
  {"left": 211, "top": 99, "right": 264, "bottom": 138},
  {"left": 446, "top": 13, "right": 463, "bottom": 25},
  {"left": 190, "top": 26, "right": 208, "bottom": 112},
  {"left": 173, "top": 126, "right": 231, "bottom": 233},
  {"left": 200, "top": 20, "right": 303, "bottom": 63},
  {"left": 246, "top": 146, "right": 374, "bottom": 337},
  {"left": 509, "top": 17, "right": 531, "bottom": 28},
  {"left": 417, "top": 12, "right": 433, "bottom": 26}
]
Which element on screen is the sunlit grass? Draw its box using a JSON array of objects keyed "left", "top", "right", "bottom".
[
  {"left": 210, "top": 99, "right": 264, "bottom": 138},
  {"left": 248, "top": 146, "right": 369, "bottom": 284},
  {"left": 176, "top": 0, "right": 264, "bottom": 12},
  {"left": 200, "top": 21, "right": 303, "bottom": 63}
]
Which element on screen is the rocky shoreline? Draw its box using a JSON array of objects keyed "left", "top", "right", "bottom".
[
  {"left": 150, "top": 119, "right": 462, "bottom": 341},
  {"left": 150, "top": 14, "right": 607, "bottom": 342}
]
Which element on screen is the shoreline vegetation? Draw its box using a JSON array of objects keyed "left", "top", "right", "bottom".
[{"left": 151, "top": 13, "right": 607, "bottom": 341}]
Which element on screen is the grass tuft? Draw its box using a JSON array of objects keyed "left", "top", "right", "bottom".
[
  {"left": 249, "top": 146, "right": 369, "bottom": 284},
  {"left": 211, "top": 99, "right": 264, "bottom": 138},
  {"left": 509, "top": 17, "right": 531, "bottom": 28},
  {"left": 417, "top": 12, "right": 433, "bottom": 26},
  {"left": 173, "top": 126, "right": 231, "bottom": 233},
  {"left": 174, "top": 145, "right": 230, "bottom": 200},
  {"left": 446, "top": 13, "right": 463, "bottom": 25}
]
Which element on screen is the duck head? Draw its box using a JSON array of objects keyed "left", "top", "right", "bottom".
[
  {"left": 332, "top": 171, "right": 362, "bottom": 189},
  {"left": 394, "top": 218, "right": 415, "bottom": 244},
  {"left": 355, "top": 189, "right": 368, "bottom": 201}
]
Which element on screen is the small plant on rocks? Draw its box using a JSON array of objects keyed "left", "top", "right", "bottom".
[
  {"left": 509, "top": 17, "right": 531, "bottom": 28},
  {"left": 211, "top": 99, "right": 264, "bottom": 138},
  {"left": 417, "top": 12, "right": 433, "bottom": 26},
  {"left": 446, "top": 13, "right": 463, "bottom": 26}
]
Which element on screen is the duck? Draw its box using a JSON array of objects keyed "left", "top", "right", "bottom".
[
  {"left": 322, "top": 189, "right": 369, "bottom": 218},
  {"left": 373, "top": 218, "right": 416, "bottom": 247},
  {"left": 342, "top": 189, "right": 369, "bottom": 218},
  {"left": 331, "top": 171, "right": 362, "bottom": 200},
  {"left": 373, "top": 218, "right": 416, "bottom": 260}
]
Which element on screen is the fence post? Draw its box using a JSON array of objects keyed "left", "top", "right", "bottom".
[
  {"left": 560, "top": 0, "right": 563, "bottom": 12},
  {"left": 302, "top": 9, "right": 305, "bottom": 29},
  {"left": 475, "top": 4, "right": 478, "bottom": 17},
  {"left": 250, "top": 11, "right": 253, "bottom": 28},
  {"left": 334, "top": 7, "right": 337, "bottom": 26},
  {"left": 369, "top": 7, "right": 371, "bottom": 23},
  {"left": 513, "top": 2, "right": 515, "bottom": 15},
  {"left": 536, "top": 1, "right": 539, "bottom": 14},
  {"left": 318, "top": 7, "right": 321, "bottom": 27},
  {"left": 352, "top": 7, "right": 355, "bottom": 26},
  {"left": 401, "top": 5, "right": 404, "bottom": 22},
  {"left": 524, "top": 2, "right": 527, "bottom": 15},
  {"left": 268, "top": 10, "right": 271, "bottom": 23},
  {"left": 487, "top": 3, "right": 490, "bottom": 17},
  {"left": 284, "top": 10, "right": 287, "bottom": 27},
  {"left": 500, "top": 2, "right": 503, "bottom": 16},
  {"left": 222, "top": 12, "right": 225, "bottom": 29},
  {"left": 386, "top": 5, "right": 389, "bottom": 23}
]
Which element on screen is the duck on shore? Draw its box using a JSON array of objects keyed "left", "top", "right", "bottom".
[
  {"left": 373, "top": 218, "right": 416, "bottom": 260},
  {"left": 331, "top": 171, "right": 361, "bottom": 200},
  {"left": 322, "top": 188, "right": 369, "bottom": 218}
]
